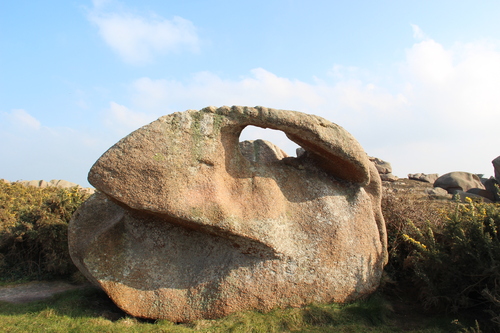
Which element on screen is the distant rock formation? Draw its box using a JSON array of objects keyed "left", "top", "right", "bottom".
[
  {"left": 369, "top": 157, "right": 398, "bottom": 181},
  {"left": 69, "top": 106, "right": 388, "bottom": 322},
  {"left": 432, "top": 171, "right": 499, "bottom": 202},
  {"left": 408, "top": 173, "right": 439, "bottom": 184},
  {"left": 424, "top": 186, "right": 450, "bottom": 197},
  {"left": 434, "top": 172, "right": 485, "bottom": 194}
]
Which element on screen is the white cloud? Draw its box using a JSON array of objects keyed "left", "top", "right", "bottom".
[
  {"left": 404, "top": 39, "right": 454, "bottom": 85},
  {"left": 122, "top": 69, "right": 406, "bottom": 160},
  {"left": 91, "top": 0, "right": 110, "bottom": 9},
  {"left": 0, "top": 110, "right": 109, "bottom": 187},
  {"left": 4, "top": 109, "right": 41, "bottom": 130},
  {"left": 411, "top": 24, "right": 427, "bottom": 41},
  {"left": 392, "top": 36, "right": 500, "bottom": 176},
  {"left": 402, "top": 39, "right": 500, "bottom": 128},
  {"left": 87, "top": 2, "right": 200, "bottom": 64},
  {"left": 103, "top": 101, "right": 156, "bottom": 135},
  {"left": 129, "top": 68, "right": 404, "bottom": 120},
  {"left": 119, "top": 32, "right": 500, "bottom": 178}
]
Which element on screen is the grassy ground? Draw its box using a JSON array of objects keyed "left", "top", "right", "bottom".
[{"left": 0, "top": 285, "right": 470, "bottom": 333}]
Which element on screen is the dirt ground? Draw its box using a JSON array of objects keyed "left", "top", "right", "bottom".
[{"left": 0, "top": 281, "right": 87, "bottom": 304}]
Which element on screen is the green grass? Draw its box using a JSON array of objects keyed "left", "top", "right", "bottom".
[{"left": 0, "top": 287, "right": 465, "bottom": 333}]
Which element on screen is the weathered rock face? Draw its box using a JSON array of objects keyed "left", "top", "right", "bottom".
[
  {"left": 69, "top": 106, "right": 388, "bottom": 322},
  {"left": 434, "top": 171, "right": 485, "bottom": 194},
  {"left": 239, "top": 139, "right": 289, "bottom": 163},
  {"left": 493, "top": 156, "right": 500, "bottom": 183},
  {"left": 483, "top": 178, "right": 500, "bottom": 202},
  {"left": 465, "top": 188, "right": 494, "bottom": 202}
]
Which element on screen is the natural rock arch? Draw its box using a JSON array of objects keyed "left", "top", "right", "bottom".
[{"left": 69, "top": 106, "right": 387, "bottom": 322}]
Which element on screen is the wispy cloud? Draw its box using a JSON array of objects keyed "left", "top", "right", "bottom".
[
  {"left": 0, "top": 110, "right": 108, "bottom": 186},
  {"left": 5, "top": 109, "right": 41, "bottom": 130},
  {"left": 87, "top": 1, "right": 200, "bottom": 64},
  {"left": 128, "top": 67, "right": 406, "bottom": 132},
  {"left": 411, "top": 24, "right": 427, "bottom": 41},
  {"left": 103, "top": 101, "right": 156, "bottom": 135}
]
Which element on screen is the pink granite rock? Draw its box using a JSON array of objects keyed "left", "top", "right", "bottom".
[{"left": 69, "top": 106, "right": 387, "bottom": 322}]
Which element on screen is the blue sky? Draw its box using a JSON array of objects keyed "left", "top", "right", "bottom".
[{"left": 2, "top": 0, "right": 500, "bottom": 187}]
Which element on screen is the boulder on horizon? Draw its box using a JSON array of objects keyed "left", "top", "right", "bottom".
[{"left": 434, "top": 171, "right": 485, "bottom": 194}]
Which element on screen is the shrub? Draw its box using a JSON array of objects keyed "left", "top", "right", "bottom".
[
  {"left": 381, "top": 190, "right": 447, "bottom": 283},
  {"left": 386, "top": 193, "right": 500, "bottom": 330},
  {"left": 0, "top": 181, "right": 91, "bottom": 281}
]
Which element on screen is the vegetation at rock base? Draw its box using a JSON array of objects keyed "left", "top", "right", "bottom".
[
  {"left": 0, "top": 181, "right": 90, "bottom": 281},
  {"left": 1, "top": 179, "right": 500, "bottom": 331},
  {"left": 382, "top": 189, "right": 500, "bottom": 332}
]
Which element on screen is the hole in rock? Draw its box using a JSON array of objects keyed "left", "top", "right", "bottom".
[{"left": 239, "top": 126, "right": 301, "bottom": 163}]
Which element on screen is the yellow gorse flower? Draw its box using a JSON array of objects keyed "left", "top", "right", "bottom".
[{"left": 403, "top": 234, "right": 427, "bottom": 250}]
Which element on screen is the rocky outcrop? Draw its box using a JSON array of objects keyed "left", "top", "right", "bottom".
[
  {"left": 454, "top": 190, "right": 493, "bottom": 203},
  {"left": 369, "top": 157, "right": 398, "bottom": 182},
  {"left": 369, "top": 157, "right": 392, "bottom": 174},
  {"left": 434, "top": 172, "right": 485, "bottom": 194},
  {"left": 483, "top": 178, "right": 500, "bottom": 202},
  {"left": 466, "top": 188, "right": 495, "bottom": 202},
  {"left": 493, "top": 156, "right": 500, "bottom": 184},
  {"left": 408, "top": 173, "right": 439, "bottom": 184},
  {"left": 380, "top": 173, "right": 399, "bottom": 182},
  {"left": 424, "top": 187, "right": 451, "bottom": 198},
  {"left": 69, "top": 106, "right": 388, "bottom": 322},
  {"left": 17, "top": 180, "right": 50, "bottom": 188}
]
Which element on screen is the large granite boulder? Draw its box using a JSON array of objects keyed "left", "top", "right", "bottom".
[
  {"left": 69, "top": 106, "right": 388, "bottom": 322},
  {"left": 433, "top": 171, "right": 485, "bottom": 194}
]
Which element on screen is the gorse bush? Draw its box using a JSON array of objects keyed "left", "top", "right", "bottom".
[
  {"left": 0, "top": 181, "right": 91, "bottom": 281},
  {"left": 406, "top": 199, "right": 500, "bottom": 325},
  {"left": 381, "top": 191, "right": 447, "bottom": 283},
  {"left": 383, "top": 191, "right": 500, "bottom": 331}
]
